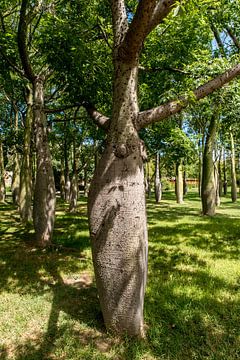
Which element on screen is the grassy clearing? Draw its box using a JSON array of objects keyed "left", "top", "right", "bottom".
[{"left": 0, "top": 192, "right": 240, "bottom": 359}]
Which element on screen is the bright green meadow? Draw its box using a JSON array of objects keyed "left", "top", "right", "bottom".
[{"left": 0, "top": 192, "right": 239, "bottom": 360}]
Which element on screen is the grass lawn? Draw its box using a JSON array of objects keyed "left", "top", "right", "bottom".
[{"left": 0, "top": 191, "right": 240, "bottom": 360}]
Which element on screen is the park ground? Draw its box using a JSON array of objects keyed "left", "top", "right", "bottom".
[{"left": 0, "top": 191, "right": 240, "bottom": 360}]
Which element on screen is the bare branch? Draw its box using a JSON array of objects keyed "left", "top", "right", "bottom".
[
  {"left": 0, "top": 46, "right": 26, "bottom": 78},
  {"left": 210, "top": 22, "right": 226, "bottom": 57},
  {"left": 226, "top": 26, "right": 240, "bottom": 51},
  {"left": 139, "top": 65, "right": 189, "bottom": 75},
  {"left": 137, "top": 63, "right": 240, "bottom": 129}
]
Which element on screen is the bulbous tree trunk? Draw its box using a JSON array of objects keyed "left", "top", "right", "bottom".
[
  {"left": 176, "top": 161, "right": 184, "bottom": 204},
  {"left": 230, "top": 130, "right": 237, "bottom": 203},
  {"left": 154, "top": 152, "right": 162, "bottom": 203},
  {"left": 88, "top": 63, "right": 147, "bottom": 336},
  {"left": 201, "top": 115, "right": 217, "bottom": 216},
  {"left": 33, "top": 77, "right": 56, "bottom": 246},
  {"left": 0, "top": 139, "right": 6, "bottom": 202},
  {"left": 19, "top": 86, "right": 33, "bottom": 223}
]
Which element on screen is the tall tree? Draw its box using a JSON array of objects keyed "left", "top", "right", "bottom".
[{"left": 86, "top": 1, "right": 240, "bottom": 336}]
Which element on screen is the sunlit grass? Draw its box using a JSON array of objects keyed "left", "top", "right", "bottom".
[{"left": 0, "top": 191, "right": 240, "bottom": 359}]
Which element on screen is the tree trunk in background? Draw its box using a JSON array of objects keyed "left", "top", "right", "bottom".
[
  {"left": 183, "top": 169, "right": 188, "bottom": 195},
  {"left": 230, "top": 130, "right": 237, "bottom": 203},
  {"left": 198, "top": 135, "right": 203, "bottom": 197},
  {"left": 60, "top": 159, "right": 65, "bottom": 200},
  {"left": 63, "top": 121, "right": 70, "bottom": 202},
  {"left": 154, "top": 152, "right": 162, "bottom": 203},
  {"left": 69, "top": 134, "right": 79, "bottom": 212},
  {"left": 147, "top": 162, "right": 151, "bottom": 198},
  {"left": 218, "top": 148, "right": 223, "bottom": 198},
  {"left": 88, "top": 62, "right": 147, "bottom": 336},
  {"left": 19, "top": 86, "right": 33, "bottom": 223},
  {"left": 201, "top": 115, "right": 217, "bottom": 216},
  {"left": 33, "top": 77, "right": 56, "bottom": 246},
  {"left": 223, "top": 147, "right": 227, "bottom": 195},
  {"left": 11, "top": 105, "right": 20, "bottom": 205},
  {"left": 176, "top": 161, "right": 184, "bottom": 204},
  {"left": 214, "top": 163, "right": 220, "bottom": 206},
  {"left": 0, "top": 139, "right": 6, "bottom": 202}
]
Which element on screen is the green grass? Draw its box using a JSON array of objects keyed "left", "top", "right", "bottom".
[{"left": 0, "top": 192, "right": 240, "bottom": 359}]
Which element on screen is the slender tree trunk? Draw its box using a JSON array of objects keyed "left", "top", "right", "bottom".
[
  {"left": 0, "top": 139, "right": 6, "bottom": 202},
  {"left": 201, "top": 115, "right": 217, "bottom": 216},
  {"left": 64, "top": 131, "right": 71, "bottom": 203},
  {"left": 60, "top": 159, "right": 65, "bottom": 200},
  {"left": 214, "top": 163, "right": 220, "bottom": 206},
  {"left": 218, "top": 148, "right": 223, "bottom": 197},
  {"left": 33, "top": 77, "right": 56, "bottom": 246},
  {"left": 88, "top": 63, "right": 147, "bottom": 336},
  {"left": 230, "top": 130, "right": 237, "bottom": 203},
  {"left": 183, "top": 169, "right": 188, "bottom": 196},
  {"left": 69, "top": 136, "right": 79, "bottom": 213},
  {"left": 147, "top": 162, "right": 151, "bottom": 198},
  {"left": 223, "top": 147, "right": 227, "bottom": 195},
  {"left": 11, "top": 104, "right": 21, "bottom": 205},
  {"left": 154, "top": 152, "right": 162, "bottom": 203},
  {"left": 176, "top": 161, "right": 184, "bottom": 204},
  {"left": 19, "top": 86, "right": 33, "bottom": 223}
]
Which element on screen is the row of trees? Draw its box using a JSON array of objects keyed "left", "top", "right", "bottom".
[{"left": 0, "top": 0, "right": 240, "bottom": 336}]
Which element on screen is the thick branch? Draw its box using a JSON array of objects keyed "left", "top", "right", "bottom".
[
  {"left": 119, "top": 0, "right": 157, "bottom": 61},
  {"left": 148, "top": 0, "right": 178, "bottom": 34},
  {"left": 111, "top": 0, "right": 128, "bottom": 48},
  {"left": 137, "top": 63, "right": 240, "bottom": 129},
  {"left": 17, "top": 0, "right": 35, "bottom": 82},
  {"left": 83, "top": 102, "right": 110, "bottom": 130}
]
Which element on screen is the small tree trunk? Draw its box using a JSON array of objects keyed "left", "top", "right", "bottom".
[
  {"left": 33, "top": 77, "right": 56, "bottom": 246},
  {"left": 218, "top": 148, "right": 223, "bottom": 198},
  {"left": 19, "top": 86, "right": 33, "bottom": 223},
  {"left": 154, "top": 152, "right": 162, "bottom": 203},
  {"left": 230, "top": 130, "right": 237, "bottom": 203},
  {"left": 223, "top": 147, "right": 227, "bottom": 195},
  {"left": 201, "top": 115, "right": 217, "bottom": 216},
  {"left": 60, "top": 159, "right": 65, "bottom": 200},
  {"left": 183, "top": 169, "right": 188, "bottom": 195},
  {"left": 69, "top": 137, "right": 78, "bottom": 213},
  {"left": 214, "top": 163, "right": 220, "bottom": 206},
  {"left": 11, "top": 105, "right": 20, "bottom": 205},
  {"left": 0, "top": 139, "right": 6, "bottom": 202},
  {"left": 176, "top": 161, "right": 184, "bottom": 204},
  {"left": 147, "top": 162, "right": 151, "bottom": 198}
]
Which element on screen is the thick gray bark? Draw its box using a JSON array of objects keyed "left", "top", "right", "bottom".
[
  {"left": 33, "top": 77, "right": 56, "bottom": 246},
  {"left": 201, "top": 115, "right": 217, "bottom": 216},
  {"left": 154, "top": 152, "right": 162, "bottom": 203},
  {"left": 19, "top": 87, "right": 33, "bottom": 223},
  {"left": 230, "top": 131, "right": 237, "bottom": 203}
]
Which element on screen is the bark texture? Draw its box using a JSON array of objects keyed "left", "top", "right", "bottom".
[
  {"left": 11, "top": 105, "right": 20, "bottom": 205},
  {"left": 230, "top": 131, "right": 237, "bottom": 203},
  {"left": 201, "top": 115, "right": 217, "bottom": 216},
  {"left": 33, "top": 77, "right": 56, "bottom": 246}
]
